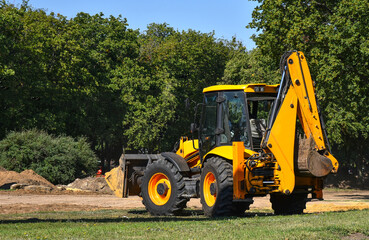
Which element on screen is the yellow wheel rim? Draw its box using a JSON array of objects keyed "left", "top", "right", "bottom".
[
  {"left": 148, "top": 173, "right": 171, "bottom": 206},
  {"left": 203, "top": 172, "right": 216, "bottom": 207}
]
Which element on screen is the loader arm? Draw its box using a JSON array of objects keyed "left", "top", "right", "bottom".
[{"left": 263, "top": 51, "right": 338, "bottom": 194}]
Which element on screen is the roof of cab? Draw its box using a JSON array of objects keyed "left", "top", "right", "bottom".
[{"left": 203, "top": 83, "right": 280, "bottom": 93}]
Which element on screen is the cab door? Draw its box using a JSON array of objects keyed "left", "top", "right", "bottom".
[{"left": 199, "top": 92, "right": 218, "bottom": 159}]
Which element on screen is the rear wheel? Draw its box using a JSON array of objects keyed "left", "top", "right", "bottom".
[
  {"left": 200, "top": 157, "right": 234, "bottom": 217},
  {"left": 232, "top": 201, "right": 253, "bottom": 216},
  {"left": 141, "top": 159, "right": 188, "bottom": 215},
  {"left": 270, "top": 193, "right": 307, "bottom": 215}
]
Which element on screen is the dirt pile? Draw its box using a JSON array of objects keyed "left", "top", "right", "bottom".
[
  {"left": 0, "top": 168, "right": 55, "bottom": 190},
  {"left": 66, "top": 177, "right": 113, "bottom": 194},
  {"left": 0, "top": 167, "right": 114, "bottom": 194}
]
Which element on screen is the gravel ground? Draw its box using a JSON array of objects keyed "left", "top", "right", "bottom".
[{"left": 0, "top": 189, "right": 368, "bottom": 214}]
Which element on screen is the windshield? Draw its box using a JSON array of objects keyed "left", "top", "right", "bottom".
[
  {"left": 220, "top": 91, "right": 250, "bottom": 147},
  {"left": 200, "top": 90, "right": 276, "bottom": 152}
]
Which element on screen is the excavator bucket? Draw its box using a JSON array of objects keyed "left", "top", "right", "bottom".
[{"left": 297, "top": 136, "right": 333, "bottom": 177}]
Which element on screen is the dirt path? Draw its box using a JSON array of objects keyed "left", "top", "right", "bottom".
[{"left": 0, "top": 189, "right": 368, "bottom": 214}]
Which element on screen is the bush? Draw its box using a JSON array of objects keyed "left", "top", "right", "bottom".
[{"left": 0, "top": 129, "right": 98, "bottom": 184}]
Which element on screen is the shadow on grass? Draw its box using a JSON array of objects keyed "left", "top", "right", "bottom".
[
  {"left": 0, "top": 209, "right": 274, "bottom": 224},
  {"left": 338, "top": 194, "right": 369, "bottom": 200}
]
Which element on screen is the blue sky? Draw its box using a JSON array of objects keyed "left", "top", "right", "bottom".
[{"left": 9, "top": 0, "right": 259, "bottom": 49}]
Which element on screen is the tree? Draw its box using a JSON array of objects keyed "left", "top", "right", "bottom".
[
  {"left": 108, "top": 23, "right": 237, "bottom": 152},
  {"left": 0, "top": 129, "right": 98, "bottom": 184},
  {"left": 133, "top": 24, "right": 235, "bottom": 151},
  {"left": 221, "top": 47, "right": 279, "bottom": 85},
  {"left": 0, "top": 3, "right": 240, "bottom": 165},
  {"left": 0, "top": 2, "right": 140, "bottom": 168}
]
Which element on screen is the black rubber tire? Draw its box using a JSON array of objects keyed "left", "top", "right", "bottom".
[
  {"left": 232, "top": 201, "right": 253, "bottom": 216},
  {"left": 141, "top": 159, "right": 188, "bottom": 216},
  {"left": 200, "top": 157, "right": 234, "bottom": 217},
  {"left": 270, "top": 193, "right": 308, "bottom": 215}
]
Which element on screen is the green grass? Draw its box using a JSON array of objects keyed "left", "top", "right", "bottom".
[{"left": 0, "top": 208, "right": 368, "bottom": 239}]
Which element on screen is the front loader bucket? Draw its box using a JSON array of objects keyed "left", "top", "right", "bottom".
[
  {"left": 105, "top": 153, "right": 162, "bottom": 198},
  {"left": 105, "top": 166, "right": 125, "bottom": 198}
]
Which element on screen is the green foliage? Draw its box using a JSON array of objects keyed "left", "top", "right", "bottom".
[
  {"left": 221, "top": 48, "right": 280, "bottom": 84},
  {"left": 248, "top": 0, "right": 369, "bottom": 178},
  {"left": 129, "top": 23, "right": 235, "bottom": 151},
  {"left": 0, "top": 2, "right": 237, "bottom": 159},
  {"left": 0, "top": 1, "right": 147, "bottom": 168},
  {"left": 0, "top": 129, "right": 98, "bottom": 184}
]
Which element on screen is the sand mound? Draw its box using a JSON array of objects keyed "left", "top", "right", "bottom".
[
  {"left": 0, "top": 169, "right": 55, "bottom": 189},
  {"left": 66, "top": 177, "right": 113, "bottom": 194},
  {"left": 0, "top": 167, "right": 113, "bottom": 194}
]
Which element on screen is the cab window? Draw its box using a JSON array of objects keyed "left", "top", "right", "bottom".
[{"left": 220, "top": 91, "right": 250, "bottom": 147}]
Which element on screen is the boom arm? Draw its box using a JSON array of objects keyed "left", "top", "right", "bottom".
[
  {"left": 263, "top": 51, "right": 338, "bottom": 194},
  {"left": 288, "top": 52, "right": 327, "bottom": 151}
]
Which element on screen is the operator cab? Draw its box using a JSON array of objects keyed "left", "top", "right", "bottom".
[{"left": 199, "top": 84, "right": 278, "bottom": 157}]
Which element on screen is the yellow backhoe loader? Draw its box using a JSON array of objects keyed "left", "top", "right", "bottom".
[{"left": 105, "top": 51, "right": 338, "bottom": 217}]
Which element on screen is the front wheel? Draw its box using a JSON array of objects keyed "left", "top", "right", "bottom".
[
  {"left": 200, "top": 157, "right": 234, "bottom": 217},
  {"left": 141, "top": 159, "right": 188, "bottom": 215}
]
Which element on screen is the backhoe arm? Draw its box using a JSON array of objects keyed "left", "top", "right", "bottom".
[
  {"left": 288, "top": 52, "right": 328, "bottom": 153},
  {"left": 263, "top": 51, "right": 338, "bottom": 194},
  {"left": 287, "top": 52, "right": 338, "bottom": 173}
]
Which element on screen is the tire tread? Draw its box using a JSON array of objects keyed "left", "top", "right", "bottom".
[
  {"left": 141, "top": 159, "right": 189, "bottom": 216},
  {"left": 270, "top": 193, "right": 307, "bottom": 215}
]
